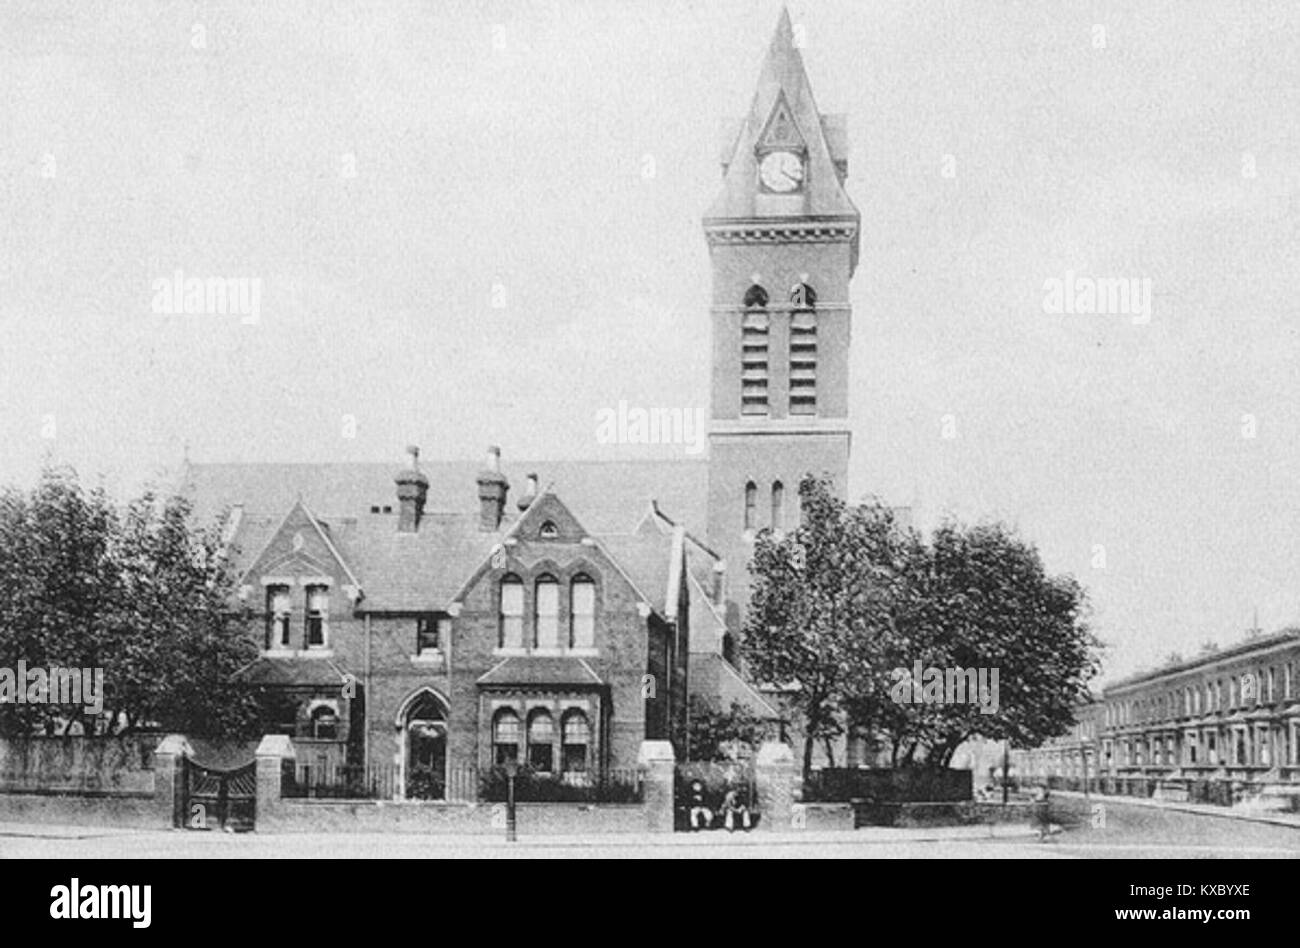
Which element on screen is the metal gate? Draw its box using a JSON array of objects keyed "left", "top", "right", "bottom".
[{"left": 182, "top": 759, "right": 257, "bottom": 832}]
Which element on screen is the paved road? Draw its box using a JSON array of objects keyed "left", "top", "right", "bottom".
[
  {"left": 2, "top": 796, "right": 1298, "bottom": 858},
  {"left": 1023, "top": 794, "right": 1300, "bottom": 859}
]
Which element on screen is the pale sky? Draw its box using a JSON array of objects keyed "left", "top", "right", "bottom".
[{"left": 2, "top": 0, "right": 1299, "bottom": 683}]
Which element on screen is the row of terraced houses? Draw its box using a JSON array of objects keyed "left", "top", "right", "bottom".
[{"left": 1014, "top": 627, "right": 1300, "bottom": 808}]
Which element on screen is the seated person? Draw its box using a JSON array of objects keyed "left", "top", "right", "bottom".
[
  {"left": 688, "top": 780, "right": 713, "bottom": 830},
  {"left": 719, "top": 786, "right": 753, "bottom": 832}
]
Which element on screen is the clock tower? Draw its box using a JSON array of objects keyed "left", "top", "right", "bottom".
[{"left": 704, "top": 8, "right": 861, "bottom": 627}]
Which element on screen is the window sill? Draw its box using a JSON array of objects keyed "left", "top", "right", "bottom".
[
  {"left": 411, "top": 652, "right": 444, "bottom": 664},
  {"left": 262, "top": 648, "right": 334, "bottom": 658},
  {"left": 491, "top": 647, "right": 598, "bottom": 658}
]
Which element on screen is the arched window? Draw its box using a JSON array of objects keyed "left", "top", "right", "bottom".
[
  {"left": 771, "top": 480, "right": 784, "bottom": 532},
  {"left": 310, "top": 704, "right": 339, "bottom": 740},
  {"left": 790, "top": 283, "right": 818, "bottom": 308},
  {"left": 535, "top": 575, "right": 559, "bottom": 649},
  {"left": 744, "top": 481, "right": 757, "bottom": 531},
  {"left": 561, "top": 709, "right": 590, "bottom": 774},
  {"left": 789, "top": 284, "right": 817, "bottom": 415},
  {"left": 570, "top": 575, "right": 595, "bottom": 649},
  {"left": 493, "top": 708, "right": 520, "bottom": 765},
  {"left": 527, "top": 709, "right": 554, "bottom": 772},
  {"left": 741, "top": 288, "right": 769, "bottom": 415},
  {"left": 499, "top": 575, "right": 523, "bottom": 649}
]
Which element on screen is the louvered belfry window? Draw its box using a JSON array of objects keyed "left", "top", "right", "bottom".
[
  {"left": 789, "top": 283, "right": 817, "bottom": 415},
  {"left": 741, "top": 285, "right": 770, "bottom": 415}
]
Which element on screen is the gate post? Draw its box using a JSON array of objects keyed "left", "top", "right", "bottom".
[
  {"left": 638, "top": 740, "right": 676, "bottom": 833},
  {"left": 755, "top": 741, "right": 796, "bottom": 832},
  {"left": 153, "top": 734, "right": 192, "bottom": 829},
  {"left": 255, "top": 735, "right": 296, "bottom": 830}
]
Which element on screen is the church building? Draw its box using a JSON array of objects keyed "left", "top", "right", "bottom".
[{"left": 184, "top": 8, "right": 861, "bottom": 797}]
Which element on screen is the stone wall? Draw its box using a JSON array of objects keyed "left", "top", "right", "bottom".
[{"left": 0, "top": 736, "right": 159, "bottom": 794}]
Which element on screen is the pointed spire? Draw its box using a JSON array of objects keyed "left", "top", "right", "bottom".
[
  {"left": 773, "top": 6, "right": 794, "bottom": 50},
  {"left": 705, "top": 7, "right": 859, "bottom": 231},
  {"left": 758, "top": 6, "right": 810, "bottom": 106}
]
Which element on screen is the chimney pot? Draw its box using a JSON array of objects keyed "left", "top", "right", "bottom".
[
  {"left": 517, "top": 472, "right": 539, "bottom": 511},
  {"left": 476, "top": 446, "right": 509, "bottom": 531},
  {"left": 395, "top": 447, "right": 429, "bottom": 533}
]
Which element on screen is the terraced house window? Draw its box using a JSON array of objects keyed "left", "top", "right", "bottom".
[
  {"left": 267, "top": 585, "right": 291, "bottom": 650},
  {"left": 570, "top": 575, "right": 595, "bottom": 649},
  {"left": 535, "top": 575, "right": 559, "bottom": 649},
  {"left": 493, "top": 709, "right": 520, "bottom": 765},
  {"left": 305, "top": 586, "right": 329, "bottom": 648}
]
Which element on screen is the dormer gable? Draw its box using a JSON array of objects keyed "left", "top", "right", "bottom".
[{"left": 240, "top": 499, "right": 361, "bottom": 601}]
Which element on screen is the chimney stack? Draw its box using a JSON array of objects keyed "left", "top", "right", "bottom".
[
  {"left": 395, "top": 445, "right": 428, "bottom": 533},
  {"left": 476, "top": 445, "right": 510, "bottom": 531},
  {"left": 517, "top": 472, "right": 539, "bottom": 511}
]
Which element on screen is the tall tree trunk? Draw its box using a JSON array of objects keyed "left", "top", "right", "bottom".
[
  {"left": 823, "top": 736, "right": 836, "bottom": 769},
  {"left": 802, "top": 731, "right": 815, "bottom": 783}
]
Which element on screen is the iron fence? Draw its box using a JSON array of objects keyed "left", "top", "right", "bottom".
[
  {"left": 478, "top": 765, "right": 643, "bottom": 803},
  {"left": 281, "top": 760, "right": 640, "bottom": 803}
]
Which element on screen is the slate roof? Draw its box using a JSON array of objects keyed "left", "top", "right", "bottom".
[
  {"left": 233, "top": 656, "right": 350, "bottom": 687},
  {"left": 477, "top": 656, "right": 605, "bottom": 688},
  {"left": 184, "top": 459, "right": 707, "bottom": 537},
  {"left": 186, "top": 457, "right": 711, "bottom": 615},
  {"left": 688, "top": 653, "right": 783, "bottom": 721}
]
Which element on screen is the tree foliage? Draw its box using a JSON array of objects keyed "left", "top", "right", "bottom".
[
  {"left": 743, "top": 476, "right": 908, "bottom": 778},
  {"left": 0, "top": 465, "right": 260, "bottom": 738},
  {"left": 743, "top": 474, "right": 1099, "bottom": 778},
  {"left": 686, "top": 695, "right": 774, "bottom": 761}
]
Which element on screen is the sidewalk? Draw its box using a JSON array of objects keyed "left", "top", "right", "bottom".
[
  {"left": 1054, "top": 788, "right": 1300, "bottom": 830},
  {"left": 0, "top": 820, "right": 1039, "bottom": 848}
]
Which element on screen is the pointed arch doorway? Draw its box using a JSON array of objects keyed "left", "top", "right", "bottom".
[{"left": 399, "top": 689, "right": 448, "bottom": 800}]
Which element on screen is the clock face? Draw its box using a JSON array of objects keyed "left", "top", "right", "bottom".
[{"left": 759, "top": 150, "right": 804, "bottom": 193}]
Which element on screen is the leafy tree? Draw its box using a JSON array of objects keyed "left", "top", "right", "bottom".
[
  {"left": 685, "top": 695, "right": 773, "bottom": 761},
  {"left": 742, "top": 475, "right": 908, "bottom": 781},
  {"left": 0, "top": 465, "right": 260, "bottom": 738},
  {"left": 742, "top": 475, "right": 1099, "bottom": 777},
  {"left": 0, "top": 468, "right": 118, "bottom": 736},
  {"left": 879, "top": 521, "right": 1098, "bottom": 767},
  {"left": 109, "top": 491, "right": 260, "bottom": 737}
]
